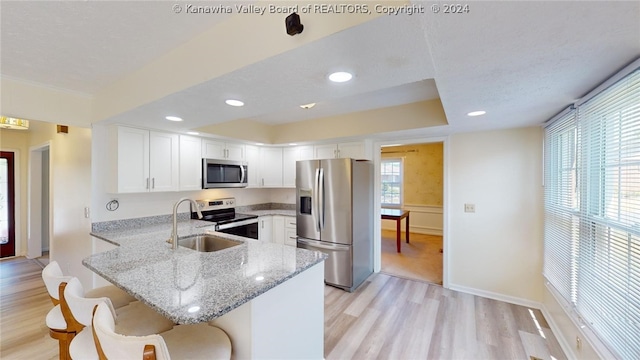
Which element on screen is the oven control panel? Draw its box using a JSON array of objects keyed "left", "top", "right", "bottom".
[{"left": 195, "top": 198, "right": 235, "bottom": 211}]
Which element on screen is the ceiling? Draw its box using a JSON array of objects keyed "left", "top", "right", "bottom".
[{"left": 1, "top": 1, "right": 639, "bottom": 142}]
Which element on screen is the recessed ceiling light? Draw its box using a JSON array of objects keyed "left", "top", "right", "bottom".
[
  {"left": 328, "top": 71, "right": 353, "bottom": 83},
  {"left": 289, "top": 143, "right": 298, "bottom": 146},
  {"left": 165, "top": 116, "right": 183, "bottom": 122},
  {"left": 300, "top": 103, "right": 316, "bottom": 109},
  {"left": 467, "top": 110, "right": 486, "bottom": 117},
  {"left": 187, "top": 131, "right": 199, "bottom": 135},
  {"left": 256, "top": 142, "right": 264, "bottom": 146},
  {"left": 225, "top": 99, "right": 244, "bottom": 107}
]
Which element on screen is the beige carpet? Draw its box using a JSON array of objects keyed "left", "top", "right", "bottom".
[{"left": 380, "top": 230, "right": 443, "bottom": 284}]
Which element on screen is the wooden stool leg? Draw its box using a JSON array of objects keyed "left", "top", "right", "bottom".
[{"left": 49, "top": 329, "right": 75, "bottom": 360}]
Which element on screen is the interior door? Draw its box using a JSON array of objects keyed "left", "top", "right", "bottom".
[{"left": 0, "top": 151, "right": 15, "bottom": 257}]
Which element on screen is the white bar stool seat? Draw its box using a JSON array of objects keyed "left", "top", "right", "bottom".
[
  {"left": 65, "top": 277, "right": 175, "bottom": 360},
  {"left": 93, "top": 301, "right": 232, "bottom": 360}
]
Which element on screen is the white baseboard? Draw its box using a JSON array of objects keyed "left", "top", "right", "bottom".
[{"left": 448, "top": 282, "right": 542, "bottom": 309}]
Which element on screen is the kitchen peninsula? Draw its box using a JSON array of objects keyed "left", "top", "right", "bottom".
[{"left": 85, "top": 219, "right": 326, "bottom": 359}]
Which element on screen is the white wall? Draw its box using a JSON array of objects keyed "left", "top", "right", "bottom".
[
  {"left": 448, "top": 127, "right": 544, "bottom": 304},
  {"left": 28, "top": 122, "right": 94, "bottom": 288}
]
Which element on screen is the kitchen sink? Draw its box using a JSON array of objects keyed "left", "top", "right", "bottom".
[{"left": 178, "top": 235, "right": 243, "bottom": 252}]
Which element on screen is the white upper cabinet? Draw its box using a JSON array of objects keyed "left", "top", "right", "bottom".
[
  {"left": 259, "top": 147, "right": 283, "bottom": 187},
  {"left": 283, "top": 146, "right": 314, "bottom": 188},
  {"left": 202, "top": 139, "right": 245, "bottom": 161},
  {"left": 111, "top": 126, "right": 178, "bottom": 193},
  {"left": 178, "top": 135, "right": 202, "bottom": 191},
  {"left": 245, "top": 145, "right": 261, "bottom": 188},
  {"left": 313, "top": 141, "right": 369, "bottom": 160}
]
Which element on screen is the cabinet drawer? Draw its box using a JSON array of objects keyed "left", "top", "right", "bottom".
[
  {"left": 285, "top": 217, "right": 297, "bottom": 229},
  {"left": 284, "top": 228, "right": 297, "bottom": 247}
]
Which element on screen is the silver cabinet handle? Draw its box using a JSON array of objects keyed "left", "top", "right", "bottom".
[
  {"left": 146, "top": 178, "right": 150, "bottom": 189},
  {"left": 152, "top": 178, "right": 155, "bottom": 189}
]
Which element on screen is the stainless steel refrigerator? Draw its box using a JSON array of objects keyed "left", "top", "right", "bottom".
[{"left": 296, "top": 158, "right": 373, "bottom": 292}]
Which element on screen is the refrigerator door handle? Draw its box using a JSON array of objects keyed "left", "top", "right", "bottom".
[
  {"left": 297, "top": 238, "right": 350, "bottom": 251},
  {"left": 319, "top": 167, "right": 325, "bottom": 230},
  {"left": 314, "top": 168, "right": 321, "bottom": 232}
]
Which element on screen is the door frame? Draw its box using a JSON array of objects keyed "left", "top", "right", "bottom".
[
  {"left": 27, "top": 142, "right": 52, "bottom": 259},
  {"left": 373, "top": 136, "right": 449, "bottom": 288},
  {"left": 0, "top": 150, "right": 18, "bottom": 257}
]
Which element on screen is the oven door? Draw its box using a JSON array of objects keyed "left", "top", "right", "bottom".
[{"left": 216, "top": 219, "right": 259, "bottom": 240}]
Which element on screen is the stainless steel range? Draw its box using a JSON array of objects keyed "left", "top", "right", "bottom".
[{"left": 191, "top": 198, "right": 258, "bottom": 239}]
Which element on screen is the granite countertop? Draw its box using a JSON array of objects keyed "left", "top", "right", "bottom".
[{"left": 85, "top": 220, "right": 325, "bottom": 324}]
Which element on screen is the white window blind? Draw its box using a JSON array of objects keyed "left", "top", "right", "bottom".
[
  {"left": 544, "top": 67, "right": 640, "bottom": 359},
  {"left": 544, "top": 109, "right": 579, "bottom": 304},
  {"left": 576, "top": 68, "right": 640, "bottom": 359}
]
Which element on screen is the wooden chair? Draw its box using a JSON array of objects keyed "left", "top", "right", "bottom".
[
  {"left": 92, "top": 301, "right": 232, "bottom": 360},
  {"left": 42, "top": 261, "right": 138, "bottom": 359},
  {"left": 64, "top": 277, "right": 176, "bottom": 360}
]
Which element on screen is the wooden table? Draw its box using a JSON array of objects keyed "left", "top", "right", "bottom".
[{"left": 381, "top": 209, "right": 410, "bottom": 253}]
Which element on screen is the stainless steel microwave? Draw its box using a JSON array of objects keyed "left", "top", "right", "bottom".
[{"left": 202, "top": 159, "right": 248, "bottom": 189}]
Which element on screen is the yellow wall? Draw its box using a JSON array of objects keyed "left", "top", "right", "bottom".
[{"left": 382, "top": 142, "right": 443, "bottom": 206}]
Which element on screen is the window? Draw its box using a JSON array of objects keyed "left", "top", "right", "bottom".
[
  {"left": 544, "top": 66, "right": 640, "bottom": 359},
  {"left": 381, "top": 159, "right": 402, "bottom": 207}
]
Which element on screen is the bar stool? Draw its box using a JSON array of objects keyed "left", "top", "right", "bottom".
[
  {"left": 65, "top": 277, "right": 176, "bottom": 360},
  {"left": 93, "top": 301, "right": 232, "bottom": 360},
  {"left": 42, "top": 261, "right": 137, "bottom": 359}
]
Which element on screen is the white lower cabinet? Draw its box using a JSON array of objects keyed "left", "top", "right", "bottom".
[
  {"left": 258, "top": 216, "right": 273, "bottom": 242},
  {"left": 284, "top": 216, "right": 297, "bottom": 247},
  {"left": 272, "top": 216, "right": 285, "bottom": 245}
]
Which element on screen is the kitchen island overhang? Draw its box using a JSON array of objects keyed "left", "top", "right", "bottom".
[{"left": 86, "top": 221, "right": 326, "bottom": 359}]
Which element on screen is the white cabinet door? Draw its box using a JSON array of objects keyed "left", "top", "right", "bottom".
[
  {"left": 202, "top": 139, "right": 226, "bottom": 159},
  {"left": 259, "top": 147, "right": 283, "bottom": 187},
  {"left": 272, "top": 216, "right": 285, "bottom": 245},
  {"left": 298, "top": 146, "right": 314, "bottom": 161},
  {"left": 282, "top": 148, "right": 297, "bottom": 188},
  {"left": 337, "top": 142, "right": 365, "bottom": 159},
  {"left": 149, "top": 132, "right": 179, "bottom": 192},
  {"left": 179, "top": 135, "right": 202, "bottom": 191},
  {"left": 225, "top": 143, "right": 245, "bottom": 161},
  {"left": 202, "top": 140, "right": 245, "bottom": 161},
  {"left": 116, "top": 127, "right": 150, "bottom": 193},
  {"left": 258, "top": 216, "right": 273, "bottom": 242},
  {"left": 314, "top": 144, "right": 337, "bottom": 159},
  {"left": 245, "top": 145, "right": 260, "bottom": 188}
]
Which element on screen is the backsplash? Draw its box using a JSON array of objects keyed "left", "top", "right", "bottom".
[{"left": 91, "top": 202, "right": 295, "bottom": 233}]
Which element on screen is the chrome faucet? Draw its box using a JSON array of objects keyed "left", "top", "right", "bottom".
[{"left": 169, "top": 198, "right": 203, "bottom": 250}]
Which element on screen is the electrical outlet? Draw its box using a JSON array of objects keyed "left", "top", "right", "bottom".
[
  {"left": 84, "top": 207, "right": 90, "bottom": 219},
  {"left": 464, "top": 203, "right": 476, "bottom": 213}
]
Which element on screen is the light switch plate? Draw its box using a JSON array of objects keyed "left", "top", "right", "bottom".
[{"left": 464, "top": 204, "right": 475, "bottom": 213}]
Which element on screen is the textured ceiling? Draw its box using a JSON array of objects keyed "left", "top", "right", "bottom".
[
  {"left": 1, "top": 1, "right": 639, "bottom": 140},
  {"left": 0, "top": 1, "right": 231, "bottom": 94}
]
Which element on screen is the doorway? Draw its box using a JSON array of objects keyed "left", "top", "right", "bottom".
[
  {"left": 27, "top": 143, "right": 51, "bottom": 259},
  {"left": 378, "top": 142, "right": 444, "bottom": 285},
  {"left": 0, "top": 151, "right": 16, "bottom": 257}
]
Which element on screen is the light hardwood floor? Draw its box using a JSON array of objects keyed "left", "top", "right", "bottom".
[
  {"left": 0, "top": 257, "right": 58, "bottom": 360},
  {"left": 325, "top": 273, "right": 567, "bottom": 360},
  {"left": 381, "top": 230, "right": 443, "bottom": 284},
  {"left": 1, "top": 257, "right": 566, "bottom": 360}
]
